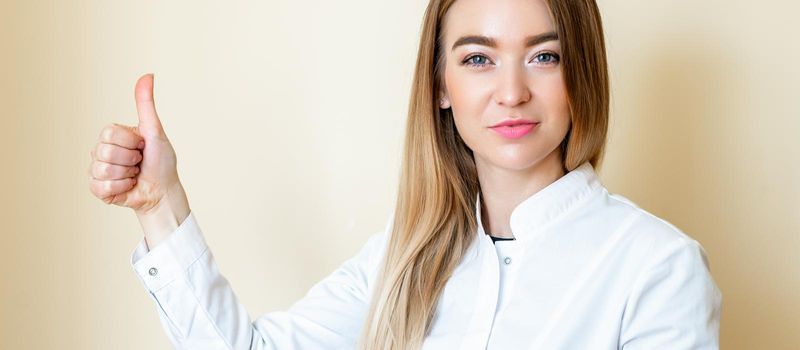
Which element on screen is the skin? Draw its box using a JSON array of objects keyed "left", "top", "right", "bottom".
[
  {"left": 438, "top": 0, "right": 572, "bottom": 238},
  {"left": 88, "top": 74, "right": 190, "bottom": 249}
]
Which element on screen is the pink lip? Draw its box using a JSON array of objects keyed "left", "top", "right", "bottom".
[
  {"left": 490, "top": 119, "right": 536, "bottom": 128},
  {"left": 489, "top": 120, "right": 538, "bottom": 139}
]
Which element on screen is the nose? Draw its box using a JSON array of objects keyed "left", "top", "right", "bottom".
[{"left": 493, "top": 64, "right": 531, "bottom": 107}]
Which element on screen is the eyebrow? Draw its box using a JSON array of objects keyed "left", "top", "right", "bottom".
[{"left": 451, "top": 31, "right": 559, "bottom": 52}]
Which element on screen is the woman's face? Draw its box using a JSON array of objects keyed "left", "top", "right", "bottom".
[{"left": 440, "top": 0, "right": 571, "bottom": 172}]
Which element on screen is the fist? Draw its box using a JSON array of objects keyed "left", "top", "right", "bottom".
[{"left": 88, "top": 74, "right": 181, "bottom": 213}]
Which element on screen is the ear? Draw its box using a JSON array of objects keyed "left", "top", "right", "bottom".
[{"left": 438, "top": 90, "right": 451, "bottom": 109}]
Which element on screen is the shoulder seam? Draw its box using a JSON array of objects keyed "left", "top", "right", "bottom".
[{"left": 606, "top": 192, "right": 695, "bottom": 243}]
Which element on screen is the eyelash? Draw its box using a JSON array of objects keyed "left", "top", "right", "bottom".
[{"left": 460, "top": 52, "right": 561, "bottom": 68}]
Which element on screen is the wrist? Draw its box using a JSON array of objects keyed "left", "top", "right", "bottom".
[{"left": 135, "top": 183, "right": 191, "bottom": 250}]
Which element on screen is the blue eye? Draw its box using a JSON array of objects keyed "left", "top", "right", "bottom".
[
  {"left": 460, "top": 52, "right": 560, "bottom": 69},
  {"left": 533, "top": 52, "right": 560, "bottom": 64},
  {"left": 462, "top": 54, "right": 490, "bottom": 67}
]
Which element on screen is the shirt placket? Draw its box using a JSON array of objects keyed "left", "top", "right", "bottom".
[{"left": 494, "top": 239, "right": 526, "bottom": 318}]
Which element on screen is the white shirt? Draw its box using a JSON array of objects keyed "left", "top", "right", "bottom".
[{"left": 131, "top": 162, "right": 722, "bottom": 349}]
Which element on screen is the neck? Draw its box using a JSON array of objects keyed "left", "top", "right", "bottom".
[{"left": 477, "top": 148, "right": 566, "bottom": 238}]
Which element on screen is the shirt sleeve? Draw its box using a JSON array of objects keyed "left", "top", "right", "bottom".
[
  {"left": 130, "top": 211, "right": 388, "bottom": 350},
  {"left": 619, "top": 238, "right": 723, "bottom": 350}
]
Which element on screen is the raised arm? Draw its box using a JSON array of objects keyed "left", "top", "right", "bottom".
[
  {"left": 89, "top": 74, "right": 389, "bottom": 349},
  {"left": 130, "top": 211, "right": 388, "bottom": 349}
]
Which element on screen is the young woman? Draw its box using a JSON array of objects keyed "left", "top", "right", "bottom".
[{"left": 88, "top": 0, "right": 722, "bottom": 349}]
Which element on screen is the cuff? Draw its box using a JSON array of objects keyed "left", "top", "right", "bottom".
[{"left": 130, "top": 211, "right": 209, "bottom": 292}]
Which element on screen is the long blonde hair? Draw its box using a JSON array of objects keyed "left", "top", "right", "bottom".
[{"left": 358, "top": 1, "right": 610, "bottom": 348}]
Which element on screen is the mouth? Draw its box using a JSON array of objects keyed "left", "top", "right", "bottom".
[
  {"left": 489, "top": 118, "right": 538, "bottom": 128},
  {"left": 489, "top": 121, "right": 539, "bottom": 139}
]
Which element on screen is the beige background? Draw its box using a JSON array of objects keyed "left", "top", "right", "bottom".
[{"left": 1, "top": 0, "right": 797, "bottom": 349}]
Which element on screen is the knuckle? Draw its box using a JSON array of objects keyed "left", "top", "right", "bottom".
[
  {"left": 103, "top": 180, "right": 114, "bottom": 193},
  {"left": 100, "top": 162, "right": 113, "bottom": 178},
  {"left": 101, "top": 124, "right": 116, "bottom": 142},
  {"left": 91, "top": 163, "right": 100, "bottom": 178},
  {"left": 99, "top": 144, "right": 113, "bottom": 161},
  {"left": 93, "top": 144, "right": 103, "bottom": 160}
]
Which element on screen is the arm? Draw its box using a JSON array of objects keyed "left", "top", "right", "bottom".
[
  {"left": 131, "top": 212, "right": 388, "bottom": 349},
  {"left": 619, "top": 238, "right": 723, "bottom": 349}
]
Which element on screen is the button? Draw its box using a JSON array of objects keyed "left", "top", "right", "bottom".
[
  {"left": 504, "top": 257, "right": 512, "bottom": 265},
  {"left": 148, "top": 267, "right": 158, "bottom": 276}
]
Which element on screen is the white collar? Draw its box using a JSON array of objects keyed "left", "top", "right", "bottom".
[{"left": 475, "top": 161, "right": 604, "bottom": 244}]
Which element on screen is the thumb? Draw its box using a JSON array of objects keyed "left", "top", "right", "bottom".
[{"left": 134, "top": 73, "right": 166, "bottom": 138}]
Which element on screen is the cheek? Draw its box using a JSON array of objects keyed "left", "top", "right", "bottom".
[
  {"left": 445, "top": 75, "right": 482, "bottom": 145},
  {"left": 536, "top": 75, "right": 572, "bottom": 137},
  {"left": 445, "top": 58, "right": 500, "bottom": 102},
  {"left": 449, "top": 105, "right": 484, "bottom": 156},
  {"left": 445, "top": 73, "right": 486, "bottom": 114},
  {"left": 539, "top": 75, "right": 570, "bottom": 119}
]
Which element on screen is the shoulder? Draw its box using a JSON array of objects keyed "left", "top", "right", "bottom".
[
  {"left": 601, "top": 190, "right": 713, "bottom": 274},
  {"left": 613, "top": 193, "right": 722, "bottom": 348}
]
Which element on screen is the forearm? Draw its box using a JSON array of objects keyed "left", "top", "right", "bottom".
[
  {"left": 135, "top": 183, "right": 191, "bottom": 250},
  {"left": 130, "top": 210, "right": 266, "bottom": 349}
]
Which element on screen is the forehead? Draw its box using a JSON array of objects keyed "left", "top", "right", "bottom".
[{"left": 443, "top": 0, "right": 555, "bottom": 47}]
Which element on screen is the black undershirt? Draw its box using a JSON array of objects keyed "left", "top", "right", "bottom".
[{"left": 488, "top": 235, "right": 516, "bottom": 244}]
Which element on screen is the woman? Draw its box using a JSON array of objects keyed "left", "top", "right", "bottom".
[{"left": 87, "top": 0, "right": 722, "bottom": 349}]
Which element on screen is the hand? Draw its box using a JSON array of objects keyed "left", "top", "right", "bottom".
[{"left": 89, "top": 74, "right": 191, "bottom": 248}]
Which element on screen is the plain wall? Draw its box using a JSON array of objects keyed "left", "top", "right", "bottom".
[{"left": 1, "top": 0, "right": 797, "bottom": 349}]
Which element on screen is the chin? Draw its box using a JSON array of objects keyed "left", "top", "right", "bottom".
[
  {"left": 481, "top": 140, "right": 565, "bottom": 170},
  {"left": 482, "top": 150, "right": 551, "bottom": 172}
]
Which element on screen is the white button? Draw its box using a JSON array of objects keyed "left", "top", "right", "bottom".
[
  {"left": 148, "top": 267, "right": 158, "bottom": 276},
  {"left": 504, "top": 257, "right": 512, "bottom": 265}
]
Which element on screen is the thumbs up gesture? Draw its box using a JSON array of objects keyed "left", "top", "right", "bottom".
[{"left": 89, "top": 74, "right": 190, "bottom": 245}]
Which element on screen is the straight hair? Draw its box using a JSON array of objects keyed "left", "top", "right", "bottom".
[{"left": 358, "top": 1, "right": 609, "bottom": 348}]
